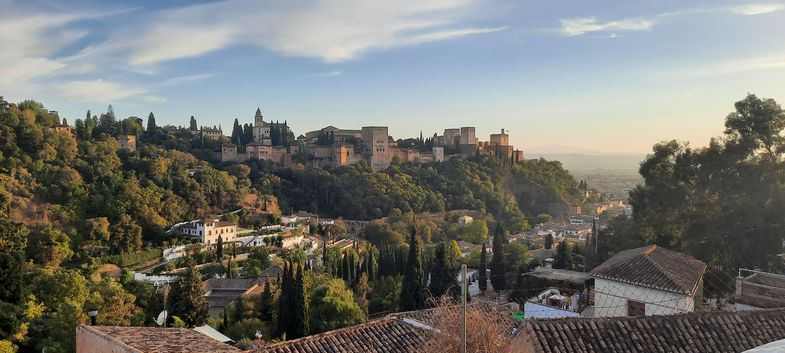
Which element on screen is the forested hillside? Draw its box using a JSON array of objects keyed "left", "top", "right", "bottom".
[{"left": 0, "top": 96, "right": 583, "bottom": 352}]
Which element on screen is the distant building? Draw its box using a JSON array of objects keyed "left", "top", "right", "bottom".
[
  {"left": 734, "top": 269, "right": 785, "bottom": 310},
  {"left": 117, "top": 135, "right": 137, "bottom": 152},
  {"left": 362, "top": 126, "right": 390, "bottom": 170},
  {"left": 203, "top": 278, "right": 261, "bottom": 317},
  {"left": 589, "top": 245, "right": 706, "bottom": 317},
  {"left": 49, "top": 124, "right": 74, "bottom": 137},
  {"left": 458, "top": 215, "right": 474, "bottom": 226},
  {"left": 201, "top": 126, "right": 224, "bottom": 140},
  {"left": 179, "top": 218, "right": 237, "bottom": 245}
]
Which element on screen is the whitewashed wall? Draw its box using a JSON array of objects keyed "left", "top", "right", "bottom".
[{"left": 593, "top": 278, "right": 695, "bottom": 317}]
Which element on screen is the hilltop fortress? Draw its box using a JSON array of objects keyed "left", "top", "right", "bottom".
[{"left": 219, "top": 108, "right": 524, "bottom": 170}]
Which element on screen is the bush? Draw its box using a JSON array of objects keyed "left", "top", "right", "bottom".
[{"left": 102, "top": 248, "right": 162, "bottom": 267}]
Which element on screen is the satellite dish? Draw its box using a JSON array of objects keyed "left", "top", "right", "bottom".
[{"left": 155, "top": 310, "right": 168, "bottom": 326}]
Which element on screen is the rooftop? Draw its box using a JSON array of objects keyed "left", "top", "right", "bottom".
[
  {"left": 590, "top": 245, "right": 706, "bottom": 294},
  {"left": 78, "top": 325, "right": 241, "bottom": 353},
  {"left": 521, "top": 308, "right": 785, "bottom": 353}
]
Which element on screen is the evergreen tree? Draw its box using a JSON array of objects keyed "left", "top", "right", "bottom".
[
  {"left": 276, "top": 262, "right": 292, "bottom": 337},
  {"left": 400, "top": 228, "right": 424, "bottom": 310},
  {"left": 231, "top": 118, "right": 242, "bottom": 145},
  {"left": 322, "top": 241, "right": 328, "bottom": 273},
  {"left": 189, "top": 116, "right": 198, "bottom": 131},
  {"left": 233, "top": 297, "right": 245, "bottom": 322},
  {"left": 98, "top": 105, "right": 117, "bottom": 136},
  {"left": 226, "top": 258, "right": 233, "bottom": 278},
  {"left": 478, "top": 242, "right": 488, "bottom": 293},
  {"left": 260, "top": 281, "right": 273, "bottom": 321},
  {"left": 84, "top": 113, "right": 94, "bottom": 139},
  {"left": 243, "top": 123, "right": 253, "bottom": 144},
  {"left": 428, "top": 241, "right": 460, "bottom": 298},
  {"left": 544, "top": 233, "right": 554, "bottom": 249},
  {"left": 341, "top": 251, "right": 349, "bottom": 282},
  {"left": 553, "top": 241, "right": 569, "bottom": 270},
  {"left": 292, "top": 263, "right": 307, "bottom": 338},
  {"left": 490, "top": 225, "right": 507, "bottom": 293},
  {"left": 216, "top": 235, "right": 223, "bottom": 260},
  {"left": 169, "top": 264, "right": 208, "bottom": 327},
  {"left": 222, "top": 307, "right": 229, "bottom": 331},
  {"left": 367, "top": 247, "right": 376, "bottom": 281},
  {"left": 146, "top": 112, "right": 157, "bottom": 134}
]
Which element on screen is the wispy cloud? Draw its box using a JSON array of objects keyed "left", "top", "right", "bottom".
[
  {"left": 118, "top": 0, "right": 504, "bottom": 66},
  {"left": 56, "top": 79, "right": 147, "bottom": 103},
  {"left": 560, "top": 17, "right": 653, "bottom": 36},
  {"left": 308, "top": 70, "right": 344, "bottom": 78},
  {"left": 728, "top": 3, "right": 785, "bottom": 15},
  {"left": 560, "top": 3, "right": 785, "bottom": 37},
  {"left": 160, "top": 73, "right": 216, "bottom": 86}
]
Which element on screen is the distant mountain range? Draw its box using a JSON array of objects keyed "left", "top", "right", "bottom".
[{"left": 527, "top": 145, "right": 646, "bottom": 177}]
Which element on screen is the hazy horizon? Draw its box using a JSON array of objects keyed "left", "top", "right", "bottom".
[{"left": 3, "top": 0, "right": 785, "bottom": 154}]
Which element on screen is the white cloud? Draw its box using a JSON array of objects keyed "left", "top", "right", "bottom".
[
  {"left": 728, "top": 3, "right": 785, "bottom": 15},
  {"left": 160, "top": 73, "right": 216, "bottom": 86},
  {"left": 57, "top": 79, "right": 146, "bottom": 102},
  {"left": 560, "top": 17, "right": 653, "bottom": 36},
  {"left": 309, "top": 70, "right": 344, "bottom": 77},
  {"left": 119, "top": 0, "right": 503, "bottom": 66}
]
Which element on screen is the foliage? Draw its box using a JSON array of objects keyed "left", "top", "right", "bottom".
[
  {"left": 168, "top": 265, "right": 208, "bottom": 327},
  {"left": 427, "top": 241, "right": 462, "bottom": 298},
  {"left": 490, "top": 225, "right": 507, "bottom": 292},
  {"left": 461, "top": 220, "right": 489, "bottom": 244},
  {"left": 478, "top": 243, "right": 488, "bottom": 293},
  {"left": 400, "top": 229, "right": 425, "bottom": 310},
  {"left": 308, "top": 278, "right": 366, "bottom": 334}
]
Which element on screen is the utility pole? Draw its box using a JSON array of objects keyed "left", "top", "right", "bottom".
[{"left": 461, "top": 264, "right": 467, "bottom": 353}]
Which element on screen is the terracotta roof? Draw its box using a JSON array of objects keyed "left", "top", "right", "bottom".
[
  {"left": 522, "top": 308, "right": 785, "bottom": 353},
  {"left": 590, "top": 245, "right": 706, "bottom": 294},
  {"left": 79, "top": 325, "right": 241, "bottom": 353},
  {"left": 254, "top": 317, "right": 428, "bottom": 353}
]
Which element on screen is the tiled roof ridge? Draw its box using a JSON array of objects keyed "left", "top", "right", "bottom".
[
  {"left": 525, "top": 306, "right": 785, "bottom": 325},
  {"left": 641, "top": 246, "right": 684, "bottom": 293},
  {"left": 255, "top": 317, "right": 418, "bottom": 351}
]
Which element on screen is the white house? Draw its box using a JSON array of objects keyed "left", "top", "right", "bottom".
[
  {"left": 180, "top": 218, "right": 237, "bottom": 245},
  {"left": 590, "top": 245, "right": 706, "bottom": 317}
]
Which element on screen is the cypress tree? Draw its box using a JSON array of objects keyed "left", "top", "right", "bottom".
[
  {"left": 260, "top": 280, "right": 273, "bottom": 321},
  {"left": 322, "top": 241, "right": 328, "bottom": 272},
  {"left": 341, "top": 252, "right": 349, "bottom": 282},
  {"left": 478, "top": 242, "right": 488, "bottom": 293},
  {"left": 216, "top": 235, "right": 223, "bottom": 260},
  {"left": 490, "top": 224, "right": 507, "bottom": 292},
  {"left": 146, "top": 112, "right": 157, "bottom": 133},
  {"left": 190, "top": 116, "right": 198, "bottom": 131},
  {"left": 276, "top": 262, "right": 292, "bottom": 337},
  {"left": 222, "top": 307, "right": 229, "bottom": 331},
  {"left": 400, "top": 228, "right": 424, "bottom": 310},
  {"left": 367, "top": 248, "right": 376, "bottom": 282},
  {"left": 292, "top": 263, "right": 307, "bottom": 338}
]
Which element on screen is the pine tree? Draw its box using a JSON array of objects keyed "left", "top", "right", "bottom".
[
  {"left": 292, "top": 263, "right": 307, "bottom": 338},
  {"left": 490, "top": 224, "right": 507, "bottom": 293},
  {"left": 169, "top": 264, "right": 208, "bottom": 327},
  {"left": 478, "top": 242, "right": 488, "bottom": 293},
  {"left": 400, "top": 228, "right": 424, "bottom": 310}
]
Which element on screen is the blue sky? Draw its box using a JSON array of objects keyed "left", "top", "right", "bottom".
[{"left": 2, "top": 0, "right": 785, "bottom": 153}]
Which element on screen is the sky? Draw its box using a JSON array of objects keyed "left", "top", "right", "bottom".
[{"left": 2, "top": 0, "right": 785, "bottom": 154}]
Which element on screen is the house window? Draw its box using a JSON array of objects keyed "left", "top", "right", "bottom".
[{"left": 627, "top": 300, "right": 645, "bottom": 317}]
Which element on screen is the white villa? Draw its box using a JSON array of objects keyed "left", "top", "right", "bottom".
[
  {"left": 180, "top": 218, "right": 237, "bottom": 245},
  {"left": 589, "top": 245, "right": 706, "bottom": 317}
]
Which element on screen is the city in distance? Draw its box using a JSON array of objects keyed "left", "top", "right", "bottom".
[{"left": 1, "top": 0, "right": 785, "bottom": 353}]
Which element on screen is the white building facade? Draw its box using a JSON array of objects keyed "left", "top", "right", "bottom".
[
  {"left": 593, "top": 277, "right": 698, "bottom": 317},
  {"left": 180, "top": 219, "right": 237, "bottom": 245}
]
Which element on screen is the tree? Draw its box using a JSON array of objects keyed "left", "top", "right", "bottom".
[
  {"left": 146, "top": 112, "right": 157, "bottom": 134},
  {"left": 259, "top": 281, "right": 273, "bottom": 321},
  {"left": 292, "top": 263, "right": 308, "bottom": 338},
  {"left": 400, "top": 228, "right": 424, "bottom": 310},
  {"left": 110, "top": 214, "right": 143, "bottom": 254},
  {"left": 553, "top": 241, "right": 569, "bottom": 269},
  {"left": 169, "top": 264, "right": 208, "bottom": 327},
  {"left": 0, "top": 220, "right": 28, "bottom": 342},
  {"left": 544, "top": 233, "right": 554, "bottom": 249},
  {"left": 189, "top": 116, "right": 198, "bottom": 131},
  {"left": 355, "top": 273, "right": 370, "bottom": 316},
  {"left": 428, "top": 241, "right": 461, "bottom": 298},
  {"left": 26, "top": 226, "right": 72, "bottom": 267},
  {"left": 461, "top": 220, "right": 489, "bottom": 244},
  {"left": 216, "top": 235, "right": 223, "bottom": 260},
  {"left": 478, "top": 243, "right": 488, "bottom": 293},
  {"left": 489, "top": 225, "right": 506, "bottom": 293},
  {"left": 308, "top": 278, "right": 365, "bottom": 334}
]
